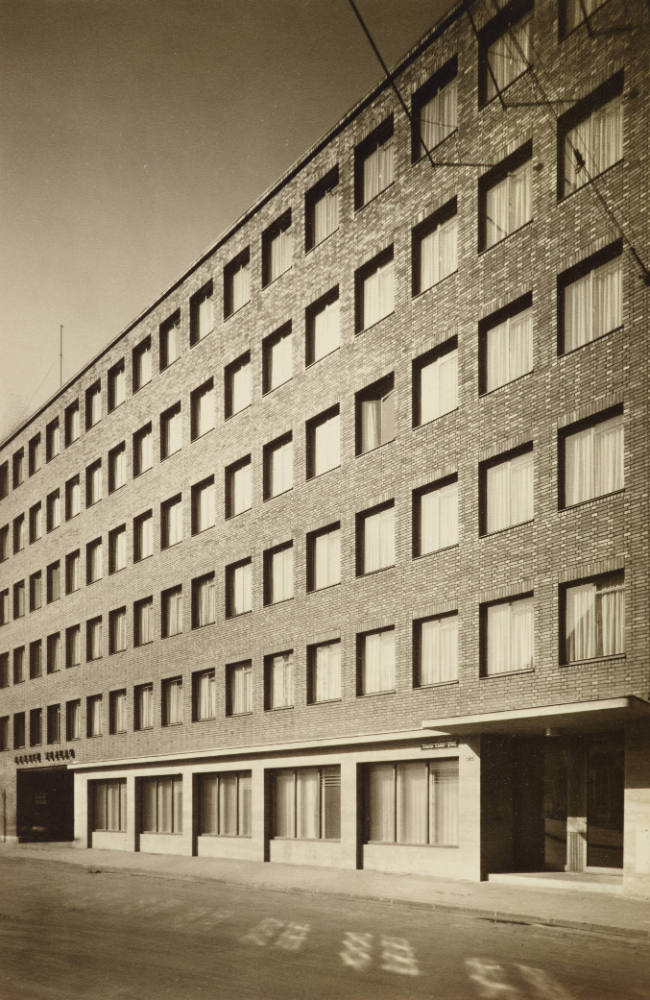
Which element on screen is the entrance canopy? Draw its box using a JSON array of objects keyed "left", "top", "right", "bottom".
[{"left": 422, "top": 696, "right": 650, "bottom": 737}]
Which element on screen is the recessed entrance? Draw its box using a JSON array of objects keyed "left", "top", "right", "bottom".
[{"left": 17, "top": 767, "right": 74, "bottom": 842}]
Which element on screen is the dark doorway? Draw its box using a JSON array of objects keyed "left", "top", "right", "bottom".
[{"left": 17, "top": 768, "right": 74, "bottom": 841}]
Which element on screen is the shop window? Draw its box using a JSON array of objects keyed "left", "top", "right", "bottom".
[
  {"left": 365, "top": 759, "right": 458, "bottom": 845},
  {"left": 199, "top": 772, "right": 252, "bottom": 836},
  {"left": 140, "top": 776, "right": 182, "bottom": 834},
  {"left": 92, "top": 779, "right": 126, "bottom": 831},
  {"left": 271, "top": 766, "right": 340, "bottom": 840}
]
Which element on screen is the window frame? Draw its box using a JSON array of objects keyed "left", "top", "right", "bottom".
[
  {"left": 223, "top": 247, "right": 251, "bottom": 318},
  {"left": 305, "top": 166, "right": 339, "bottom": 251},
  {"left": 411, "top": 198, "right": 458, "bottom": 295},
  {"left": 479, "top": 444, "right": 534, "bottom": 536},
  {"left": 411, "top": 56, "right": 458, "bottom": 161},
  {"left": 355, "top": 374, "right": 395, "bottom": 455},
  {"left": 355, "top": 246, "right": 395, "bottom": 333},
  {"left": 354, "top": 117, "right": 394, "bottom": 210},
  {"left": 189, "top": 281, "right": 214, "bottom": 346},
  {"left": 478, "top": 141, "right": 532, "bottom": 252}
]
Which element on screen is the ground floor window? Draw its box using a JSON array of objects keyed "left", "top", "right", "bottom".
[
  {"left": 365, "top": 759, "right": 458, "bottom": 846},
  {"left": 271, "top": 766, "right": 340, "bottom": 840},
  {"left": 92, "top": 779, "right": 126, "bottom": 832},
  {"left": 140, "top": 776, "right": 182, "bottom": 834},
  {"left": 199, "top": 772, "right": 251, "bottom": 837}
]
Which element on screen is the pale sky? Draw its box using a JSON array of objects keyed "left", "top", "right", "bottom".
[{"left": 0, "top": 0, "right": 455, "bottom": 442}]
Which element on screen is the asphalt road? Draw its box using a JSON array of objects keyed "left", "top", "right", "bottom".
[{"left": 0, "top": 856, "right": 647, "bottom": 1000}]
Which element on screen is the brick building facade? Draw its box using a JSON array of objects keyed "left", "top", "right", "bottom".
[{"left": 1, "top": 0, "right": 648, "bottom": 894}]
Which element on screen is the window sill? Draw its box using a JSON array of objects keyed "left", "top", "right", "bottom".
[
  {"left": 308, "top": 463, "right": 341, "bottom": 481},
  {"left": 134, "top": 466, "right": 153, "bottom": 479},
  {"left": 194, "top": 715, "right": 216, "bottom": 724},
  {"left": 305, "top": 226, "right": 339, "bottom": 256},
  {"left": 480, "top": 667, "right": 535, "bottom": 679},
  {"left": 160, "top": 357, "right": 180, "bottom": 373},
  {"left": 191, "top": 427, "right": 215, "bottom": 444},
  {"left": 481, "top": 519, "right": 534, "bottom": 539},
  {"left": 415, "top": 679, "right": 459, "bottom": 690},
  {"left": 357, "top": 309, "right": 395, "bottom": 336},
  {"left": 558, "top": 325, "right": 622, "bottom": 358},
  {"left": 162, "top": 722, "right": 183, "bottom": 728},
  {"left": 135, "top": 553, "right": 154, "bottom": 563},
  {"left": 480, "top": 368, "right": 533, "bottom": 397},
  {"left": 356, "top": 440, "right": 393, "bottom": 459},
  {"left": 357, "top": 689, "right": 396, "bottom": 698},
  {"left": 190, "top": 330, "right": 215, "bottom": 348},
  {"left": 263, "top": 488, "right": 292, "bottom": 503},
  {"left": 161, "top": 448, "right": 182, "bottom": 463},
  {"left": 135, "top": 727, "right": 154, "bottom": 733},
  {"left": 192, "top": 524, "right": 216, "bottom": 538},
  {"left": 262, "top": 377, "right": 292, "bottom": 397},
  {"left": 226, "top": 711, "right": 253, "bottom": 719},
  {"left": 480, "top": 218, "right": 533, "bottom": 255},
  {"left": 414, "top": 543, "right": 459, "bottom": 560},
  {"left": 265, "top": 705, "right": 294, "bottom": 713},
  {"left": 262, "top": 266, "right": 292, "bottom": 290},
  {"left": 480, "top": 67, "right": 532, "bottom": 109},
  {"left": 272, "top": 837, "right": 340, "bottom": 844},
  {"left": 412, "top": 127, "right": 459, "bottom": 165},
  {"left": 308, "top": 695, "right": 343, "bottom": 707},
  {"left": 199, "top": 833, "right": 252, "bottom": 840},
  {"left": 133, "top": 378, "right": 153, "bottom": 394},
  {"left": 226, "top": 506, "right": 252, "bottom": 520},
  {"left": 355, "top": 181, "right": 395, "bottom": 214},
  {"left": 561, "top": 653, "right": 625, "bottom": 668},
  {"left": 306, "top": 345, "right": 340, "bottom": 370},
  {"left": 558, "top": 158, "right": 622, "bottom": 203},
  {"left": 412, "top": 266, "right": 458, "bottom": 300},
  {"left": 357, "top": 565, "right": 395, "bottom": 579},
  {"left": 225, "top": 403, "right": 252, "bottom": 421},
  {"left": 365, "top": 840, "right": 458, "bottom": 849},
  {"left": 264, "top": 597, "right": 294, "bottom": 609},
  {"left": 162, "top": 540, "right": 182, "bottom": 551},
  {"left": 560, "top": 488, "right": 624, "bottom": 513},
  {"left": 224, "top": 300, "right": 250, "bottom": 322},
  {"left": 308, "top": 582, "right": 341, "bottom": 596},
  {"left": 412, "top": 406, "right": 458, "bottom": 432},
  {"left": 191, "top": 622, "right": 216, "bottom": 632},
  {"left": 227, "top": 610, "right": 252, "bottom": 620}
]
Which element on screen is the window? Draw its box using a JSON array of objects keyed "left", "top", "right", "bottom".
[
  {"left": 0, "top": 716, "right": 8, "bottom": 750},
  {"left": 306, "top": 288, "right": 340, "bottom": 366},
  {"left": 29, "top": 569, "right": 43, "bottom": 611},
  {"left": 482, "top": 594, "right": 534, "bottom": 675},
  {"left": 262, "top": 323, "right": 292, "bottom": 393},
  {"left": 357, "top": 501, "right": 395, "bottom": 575},
  {"left": 271, "top": 766, "right": 340, "bottom": 840},
  {"left": 29, "top": 502, "right": 42, "bottom": 542},
  {"left": 135, "top": 683, "right": 154, "bottom": 730},
  {"left": 480, "top": 0, "right": 532, "bottom": 103},
  {"left": 13, "top": 647, "right": 25, "bottom": 684},
  {"left": 365, "top": 759, "right": 458, "bottom": 845},
  {"left": 193, "top": 669, "right": 216, "bottom": 722},
  {"left": 30, "top": 708, "right": 42, "bottom": 747},
  {"left": 412, "top": 57, "right": 458, "bottom": 159},
  {"left": 263, "top": 433, "right": 292, "bottom": 500},
  {"left": 0, "top": 462, "right": 7, "bottom": 498},
  {"left": 108, "top": 442, "right": 127, "bottom": 493},
  {"left": 412, "top": 338, "right": 458, "bottom": 425},
  {"left": 87, "top": 538, "right": 103, "bottom": 584},
  {"left": 13, "top": 448, "right": 24, "bottom": 488},
  {"left": 0, "top": 590, "right": 8, "bottom": 626},
  {"left": 560, "top": 407, "right": 623, "bottom": 507},
  {"left": 47, "top": 632, "right": 61, "bottom": 673},
  {"left": 190, "top": 281, "right": 214, "bottom": 345},
  {"left": 45, "top": 417, "right": 60, "bottom": 461},
  {"left": 86, "top": 459, "right": 102, "bottom": 506},
  {"left": 561, "top": 0, "right": 608, "bottom": 35},
  {"left": 162, "top": 586, "right": 183, "bottom": 638},
  {"left": 65, "top": 474, "right": 81, "bottom": 519},
  {"left": 199, "top": 772, "right": 251, "bottom": 836},
  {"left": 355, "top": 117, "right": 394, "bottom": 208},
  {"left": 0, "top": 654, "right": 7, "bottom": 687},
  {"left": 109, "top": 689, "right": 127, "bottom": 734},
  {"left": 87, "top": 616, "right": 103, "bottom": 661},
  {"left": 356, "top": 375, "right": 394, "bottom": 454},
  {"left": 14, "top": 713, "right": 25, "bottom": 749},
  {"left": 226, "top": 558, "right": 252, "bottom": 617},
  {"left": 109, "top": 607, "right": 127, "bottom": 654},
  {"left": 191, "top": 478, "right": 216, "bottom": 536},
  {"left": 262, "top": 210, "right": 292, "bottom": 285},
  {"left": 559, "top": 74, "right": 623, "bottom": 197},
  {"left": 480, "top": 295, "right": 533, "bottom": 393},
  {"left": 265, "top": 651, "right": 294, "bottom": 710},
  {"left": 355, "top": 247, "right": 394, "bottom": 332},
  {"left": 481, "top": 447, "right": 533, "bottom": 534},
  {"left": 308, "top": 640, "right": 342, "bottom": 703},
  {"left": 562, "top": 571, "right": 624, "bottom": 663},
  {"left": 559, "top": 243, "right": 622, "bottom": 353},
  {"left": 66, "top": 625, "right": 81, "bottom": 667},
  {"left": 412, "top": 200, "right": 458, "bottom": 294},
  {"left": 141, "top": 776, "right": 182, "bottom": 834},
  {"left": 13, "top": 513, "right": 25, "bottom": 552},
  {"left": 85, "top": 381, "right": 101, "bottom": 428},
  {"left": 133, "top": 423, "right": 153, "bottom": 476},
  {"left": 190, "top": 379, "right": 215, "bottom": 441},
  {"left": 306, "top": 167, "right": 339, "bottom": 250},
  {"left": 480, "top": 142, "right": 532, "bottom": 250},
  {"left": 160, "top": 311, "right": 180, "bottom": 369},
  {"left": 46, "top": 490, "right": 61, "bottom": 532},
  {"left": 224, "top": 248, "right": 250, "bottom": 317},
  {"left": 65, "top": 550, "right": 81, "bottom": 593},
  {"left": 87, "top": 695, "right": 103, "bottom": 738},
  {"left": 225, "top": 351, "right": 252, "bottom": 418},
  {"left": 65, "top": 400, "right": 80, "bottom": 445},
  {"left": 29, "top": 640, "right": 42, "bottom": 679},
  {"left": 108, "top": 361, "right": 126, "bottom": 411},
  {"left": 109, "top": 524, "right": 127, "bottom": 574},
  {"left": 307, "top": 523, "right": 341, "bottom": 592},
  {"left": 132, "top": 336, "right": 152, "bottom": 391},
  {"left": 358, "top": 627, "right": 395, "bottom": 694},
  {"left": 162, "top": 677, "right": 183, "bottom": 726},
  {"left": 66, "top": 700, "right": 81, "bottom": 740},
  {"left": 192, "top": 573, "right": 216, "bottom": 628},
  {"left": 264, "top": 542, "right": 294, "bottom": 605},
  {"left": 0, "top": 525, "right": 8, "bottom": 560},
  {"left": 225, "top": 456, "right": 252, "bottom": 518},
  {"left": 134, "top": 597, "right": 154, "bottom": 646},
  {"left": 28, "top": 433, "right": 41, "bottom": 475},
  {"left": 134, "top": 509, "right": 154, "bottom": 561},
  {"left": 413, "top": 476, "right": 458, "bottom": 555},
  {"left": 160, "top": 402, "right": 182, "bottom": 459},
  {"left": 415, "top": 613, "right": 458, "bottom": 686},
  {"left": 92, "top": 779, "right": 126, "bottom": 831},
  {"left": 47, "top": 704, "right": 61, "bottom": 744},
  {"left": 14, "top": 580, "right": 25, "bottom": 618},
  {"left": 161, "top": 494, "right": 183, "bottom": 548},
  {"left": 46, "top": 561, "right": 60, "bottom": 603},
  {"left": 307, "top": 405, "right": 340, "bottom": 477},
  {"left": 226, "top": 660, "right": 253, "bottom": 716}
]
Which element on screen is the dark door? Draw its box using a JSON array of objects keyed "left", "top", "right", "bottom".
[
  {"left": 17, "top": 768, "right": 74, "bottom": 841},
  {"left": 587, "top": 739, "right": 624, "bottom": 869}
]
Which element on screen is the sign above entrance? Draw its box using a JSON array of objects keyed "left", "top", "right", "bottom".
[{"left": 421, "top": 738, "right": 458, "bottom": 750}]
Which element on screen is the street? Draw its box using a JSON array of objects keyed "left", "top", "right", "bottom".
[{"left": 0, "top": 856, "right": 647, "bottom": 1000}]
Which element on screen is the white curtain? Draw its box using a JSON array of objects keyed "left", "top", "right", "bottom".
[
  {"left": 90, "top": 541, "right": 103, "bottom": 581},
  {"left": 91, "top": 464, "right": 102, "bottom": 503},
  {"left": 430, "top": 761, "right": 459, "bottom": 845},
  {"left": 396, "top": 762, "right": 428, "bottom": 844},
  {"left": 164, "top": 322, "right": 179, "bottom": 366},
  {"left": 273, "top": 772, "right": 295, "bottom": 837},
  {"left": 564, "top": 257, "right": 621, "bottom": 351},
  {"left": 314, "top": 641, "right": 341, "bottom": 702},
  {"left": 69, "top": 405, "right": 80, "bottom": 442},
  {"left": 368, "top": 764, "right": 395, "bottom": 842},
  {"left": 141, "top": 515, "right": 153, "bottom": 557},
  {"left": 198, "top": 577, "right": 216, "bottom": 625},
  {"left": 486, "top": 14, "right": 531, "bottom": 98},
  {"left": 68, "top": 627, "right": 81, "bottom": 666},
  {"left": 231, "top": 664, "right": 252, "bottom": 714},
  {"left": 564, "top": 95, "right": 622, "bottom": 194},
  {"left": 420, "top": 78, "right": 457, "bottom": 151},
  {"left": 566, "top": 577, "right": 624, "bottom": 660},
  {"left": 487, "top": 598, "right": 533, "bottom": 674},
  {"left": 89, "top": 697, "right": 103, "bottom": 737},
  {"left": 313, "top": 186, "right": 339, "bottom": 245},
  {"left": 198, "top": 481, "right": 216, "bottom": 531},
  {"left": 271, "top": 439, "right": 293, "bottom": 496},
  {"left": 168, "top": 500, "right": 183, "bottom": 545},
  {"left": 231, "top": 262, "right": 250, "bottom": 312},
  {"left": 139, "top": 601, "right": 153, "bottom": 643},
  {"left": 168, "top": 589, "right": 183, "bottom": 635},
  {"left": 271, "top": 546, "right": 293, "bottom": 602},
  {"left": 269, "top": 226, "right": 293, "bottom": 281},
  {"left": 361, "top": 397, "right": 381, "bottom": 452},
  {"left": 115, "top": 447, "right": 126, "bottom": 489},
  {"left": 363, "top": 258, "right": 394, "bottom": 328},
  {"left": 139, "top": 429, "right": 153, "bottom": 472},
  {"left": 231, "top": 461, "right": 252, "bottom": 515},
  {"left": 487, "top": 450, "right": 533, "bottom": 532},
  {"left": 200, "top": 777, "right": 218, "bottom": 834},
  {"left": 269, "top": 331, "right": 292, "bottom": 389},
  {"left": 419, "top": 615, "right": 458, "bottom": 684},
  {"left": 114, "top": 692, "right": 127, "bottom": 733},
  {"left": 196, "top": 293, "right": 214, "bottom": 340},
  {"left": 167, "top": 409, "right": 182, "bottom": 455},
  {"left": 363, "top": 138, "right": 394, "bottom": 203},
  {"left": 565, "top": 0, "right": 604, "bottom": 30},
  {"left": 363, "top": 629, "right": 395, "bottom": 693},
  {"left": 419, "top": 480, "right": 458, "bottom": 553},
  {"left": 232, "top": 562, "right": 252, "bottom": 615},
  {"left": 314, "top": 528, "right": 340, "bottom": 590},
  {"left": 486, "top": 308, "right": 533, "bottom": 391},
  {"left": 89, "top": 387, "right": 101, "bottom": 425},
  {"left": 69, "top": 701, "right": 81, "bottom": 739},
  {"left": 218, "top": 775, "right": 238, "bottom": 835},
  {"left": 419, "top": 216, "right": 457, "bottom": 291},
  {"left": 137, "top": 342, "right": 152, "bottom": 387},
  {"left": 69, "top": 553, "right": 80, "bottom": 591},
  {"left": 312, "top": 298, "right": 340, "bottom": 361},
  {"left": 49, "top": 634, "right": 61, "bottom": 672},
  {"left": 419, "top": 347, "right": 457, "bottom": 424},
  {"left": 314, "top": 412, "right": 340, "bottom": 475},
  {"left": 238, "top": 775, "right": 252, "bottom": 836},
  {"left": 196, "top": 385, "right": 215, "bottom": 437},
  {"left": 486, "top": 161, "right": 531, "bottom": 247},
  {"left": 271, "top": 653, "right": 294, "bottom": 709},
  {"left": 115, "top": 611, "right": 127, "bottom": 651},
  {"left": 231, "top": 359, "right": 251, "bottom": 414},
  {"left": 564, "top": 413, "right": 623, "bottom": 505},
  {"left": 139, "top": 686, "right": 153, "bottom": 729},
  {"left": 297, "top": 769, "right": 320, "bottom": 839},
  {"left": 198, "top": 672, "right": 215, "bottom": 720},
  {"left": 363, "top": 505, "right": 394, "bottom": 573},
  {"left": 70, "top": 480, "right": 80, "bottom": 516}
]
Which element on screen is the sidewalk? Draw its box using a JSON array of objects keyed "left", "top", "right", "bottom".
[{"left": 3, "top": 842, "right": 649, "bottom": 941}]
